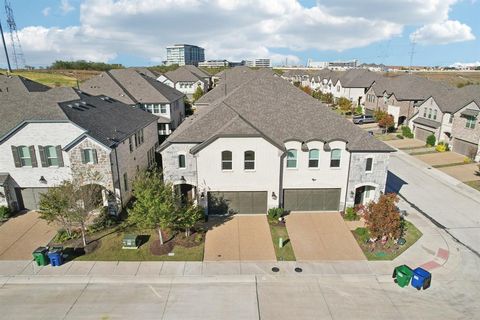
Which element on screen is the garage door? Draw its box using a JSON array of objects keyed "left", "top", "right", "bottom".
[
  {"left": 453, "top": 138, "right": 478, "bottom": 158},
  {"left": 415, "top": 127, "right": 434, "bottom": 142},
  {"left": 207, "top": 191, "right": 267, "bottom": 215},
  {"left": 283, "top": 188, "right": 341, "bottom": 212},
  {"left": 19, "top": 188, "right": 49, "bottom": 210}
]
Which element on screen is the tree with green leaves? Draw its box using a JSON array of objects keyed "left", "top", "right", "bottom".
[
  {"left": 175, "top": 203, "right": 204, "bottom": 237},
  {"left": 128, "top": 170, "right": 180, "bottom": 245},
  {"left": 192, "top": 86, "right": 204, "bottom": 102},
  {"left": 39, "top": 182, "right": 75, "bottom": 237},
  {"left": 337, "top": 97, "right": 352, "bottom": 114}
]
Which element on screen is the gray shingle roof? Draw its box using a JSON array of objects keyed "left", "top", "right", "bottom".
[
  {"left": 80, "top": 69, "right": 184, "bottom": 105},
  {"left": 461, "top": 109, "right": 479, "bottom": 117},
  {"left": 164, "top": 66, "right": 204, "bottom": 83},
  {"left": 0, "top": 79, "right": 157, "bottom": 147},
  {"left": 429, "top": 85, "right": 480, "bottom": 114},
  {"left": 338, "top": 69, "right": 382, "bottom": 88},
  {"left": 0, "top": 74, "right": 50, "bottom": 93},
  {"left": 162, "top": 73, "right": 394, "bottom": 153},
  {"left": 412, "top": 117, "right": 442, "bottom": 129}
]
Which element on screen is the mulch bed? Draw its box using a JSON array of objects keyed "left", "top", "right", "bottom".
[{"left": 150, "top": 229, "right": 205, "bottom": 255}]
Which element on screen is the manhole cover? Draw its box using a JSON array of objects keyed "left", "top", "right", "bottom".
[
  {"left": 294, "top": 267, "right": 303, "bottom": 273},
  {"left": 271, "top": 267, "right": 280, "bottom": 272}
]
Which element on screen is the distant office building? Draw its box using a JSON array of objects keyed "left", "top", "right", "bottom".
[
  {"left": 166, "top": 44, "right": 205, "bottom": 66},
  {"left": 198, "top": 60, "right": 230, "bottom": 68},
  {"left": 245, "top": 59, "right": 271, "bottom": 68}
]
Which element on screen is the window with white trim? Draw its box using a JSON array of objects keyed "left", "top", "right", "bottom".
[
  {"left": 308, "top": 149, "right": 319, "bottom": 168},
  {"left": 221, "top": 151, "right": 232, "bottom": 170},
  {"left": 366, "top": 158, "right": 373, "bottom": 172},
  {"left": 45, "top": 146, "right": 59, "bottom": 166},
  {"left": 18, "top": 146, "right": 32, "bottom": 166},
  {"left": 244, "top": 151, "right": 255, "bottom": 170},
  {"left": 330, "top": 149, "right": 341, "bottom": 168},
  {"left": 466, "top": 116, "right": 476, "bottom": 129},
  {"left": 286, "top": 149, "right": 297, "bottom": 168},
  {"left": 178, "top": 154, "right": 186, "bottom": 168}
]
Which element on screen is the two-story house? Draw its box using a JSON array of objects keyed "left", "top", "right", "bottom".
[
  {"left": 365, "top": 75, "right": 451, "bottom": 127},
  {"left": 0, "top": 82, "right": 158, "bottom": 212},
  {"left": 157, "top": 65, "right": 210, "bottom": 100},
  {"left": 159, "top": 73, "right": 394, "bottom": 216},
  {"left": 80, "top": 69, "right": 185, "bottom": 140},
  {"left": 332, "top": 69, "right": 382, "bottom": 106}
]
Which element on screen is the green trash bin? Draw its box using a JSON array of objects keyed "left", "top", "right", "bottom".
[
  {"left": 393, "top": 265, "right": 413, "bottom": 287},
  {"left": 32, "top": 247, "right": 49, "bottom": 266}
]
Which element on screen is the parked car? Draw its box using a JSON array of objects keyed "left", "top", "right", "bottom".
[{"left": 353, "top": 115, "right": 375, "bottom": 124}]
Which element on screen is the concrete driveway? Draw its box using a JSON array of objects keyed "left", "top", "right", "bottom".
[
  {"left": 385, "top": 139, "right": 425, "bottom": 149},
  {"left": 204, "top": 215, "right": 276, "bottom": 262},
  {"left": 0, "top": 211, "right": 56, "bottom": 260},
  {"left": 439, "top": 163, "right": 480, "bottom": 182},
  {"left": 415, "top": 151, "right": 466, "bottom": 167},
  {"left": 286, "top": 212, "right": 365, "bottom": 261}
]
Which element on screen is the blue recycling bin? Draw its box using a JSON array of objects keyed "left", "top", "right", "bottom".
[
  {"left": 411, "top": 267, "right": 432, "bottom": 290},
  {"left": 47, "top": 248, "right": 64, "bottom": 267}
]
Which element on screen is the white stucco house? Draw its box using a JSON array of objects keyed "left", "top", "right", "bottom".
[
  {"left": 80, "top": 69, "right": 185, "bottom": 140},
  {"left": 0, "top": 77, "right": 158, "bottom": 212},
  {"left": 159, "top": 73, "right": 394, "bottom": 216},
  {"left": 157, "top": 65, "right": 211, "bottom": 99}
]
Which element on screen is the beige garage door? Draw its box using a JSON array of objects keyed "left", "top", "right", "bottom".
[
  {"left": 283, "top": 188, "right": 341, "bottom": 212},
  {"left": 207, "top": 191, "right": 267, "bottom": 215},
  {"left": 415, "top": 127, "right": 434, "bottom": 142},
  {"left": 453, "top": 138, "right": 478, "bottom": 158},
  {"left": 20, "top": 188, "right": 49, "bottom": 210}
]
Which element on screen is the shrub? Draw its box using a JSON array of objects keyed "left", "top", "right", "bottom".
[
  {"left": 436, "top": 142, "right": 448, "bottom": 152},
  {"left": 268, "top": 207, "right": 284, "bottom": 220},
  {"left": 374, "top": 109, "right": 388, "bottom": 122},
  {"left": 53, "top": 229, "right": 80, "bottom": 243},
  {"left": 401, "top": 126, "right": 414, "bottom": 138},
  {"left": 89, "top": 207, "right": 119, "bottom": 232},
  {"left": 0, "top": 206, "right": 11, "bottom": 221},
  {"left": 363, "top": 194, "right": 402, "bottom": 240},
  {"left": 344, "top": 207, "right": 359, "bottom": 221},
  {"left": 355, "top": 105, "right": 363, "bottom": 115},
  {"left": 396, "top": 134, "right": 404, "bottom": 139},
  {"left": 426, "top": 134, "right": 436, "bottom": 147},
  {"left": 464, "top": 157, "right": 473, "bottom": 164},
  {"left": 354, "top": 227, "right": 370, "bottom": 243},
  {"left": 378, "top": 114, "right": 395, "bottom": 130}
]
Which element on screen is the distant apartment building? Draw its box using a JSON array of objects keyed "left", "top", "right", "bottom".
[
  {"left": 198, "top": 60, "right": 230, "bottom": 68},
  {"left": 245, "top": 59, "right": 271, "bottom": 68},
  {"left": 166, "top": 44, "right": 205, "bottom": 66},
  {"left": 307, "top": 59, "right": 358, "bottom": 70}
]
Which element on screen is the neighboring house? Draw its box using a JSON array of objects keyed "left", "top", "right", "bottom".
[
  {"left": 80, "top": 69, "right": 185, "bottom": 139},
  {"left": 365, "top": 75, "right": 451, "bottom": 126},
  {"left": 194, "top": 66, "right": 258, "bottom": 109},
  {"left": 409, "top": 85, "right": 480, "bottom": 161},
  {"left": 0, "top": 80, "right": 158, "bottom": 212},
  {"left": 159, "top": 73, "right": 394, "bottom": 216},
  {"left": 334, "top": 69, "right": 383, "bottom": 106},
  {"left": 157, "top": 65, "right": 211, "bottom": 99},
  {"left": 0, "top": 74, "right": 50, "bottom": 93}
]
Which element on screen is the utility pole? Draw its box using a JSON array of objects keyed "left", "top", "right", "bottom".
[{"left": 0, "top": 20, "right": 12, "bottom": 73}]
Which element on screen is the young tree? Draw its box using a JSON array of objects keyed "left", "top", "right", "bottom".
[
  {"left": 39, "top": 182, "right": 75, "bottom": 236},
  {"left": 363, "top": 193, "right": 402, "bottom": 242},
  {"left": 312, "top": 90, "right": 323, "bottom": 101},
  {"left": 299, "top": 85, "right": 312, "bottom": 96},
  {"left": 374, "top": 109, "right": 388, "bottom": 122},
  {"left": 175, "top": 203, "right": 204, "bottom": 237},
  {"left": 192, "top": 86, "right": 204, "bottom": 102},
  {"left": 378, "top": 114, "right": 395, "bottom": 132},
  {"left": 128, "top": 170, "right": 179, "bottom": 245},
  {"left": 322, "top": 93, "right": 334, "bottom": 104},
  {"left": 337, "top": 97, "right": 352, "bottom": 114}
]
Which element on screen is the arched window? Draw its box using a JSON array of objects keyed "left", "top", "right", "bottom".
[
  {"left": 221, "top": 151, "right": 232, "bottom": 170},
  {"left": 330, "top": 149, "right": 341, "bottom": 168},
  {"left": 244, "top": 151, "right": 255, "bottom": 170},
  {"left": 178, "top": 154, "right": 186, "bottom": 168},
  {"left": 308, "top": 149, "right": 319, "bottom": 168},
  {"left": 286, "top": 149, "right": 297, "bottom": 168}
]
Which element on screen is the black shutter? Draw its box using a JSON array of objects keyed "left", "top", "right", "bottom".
[
  {"left": 38, "top": 146, "right": 47, "bottom": 167},
  {"left": 11, "top": 146, "right": 21, "bottom": 167},
  {"left": 92, "top": 149, "right": 98, "bottom": 164},
  {"left": 56, "top": 145, "right": 64, "bottom": 167},
  {"left": 29, "top": 146, "right": 38, "bottom": 167}
]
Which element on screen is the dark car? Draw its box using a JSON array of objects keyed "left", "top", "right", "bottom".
[{"left": 353, "top": 115, "right": 375, "bottom": 124}]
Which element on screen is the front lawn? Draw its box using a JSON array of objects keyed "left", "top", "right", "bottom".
[
  {"left": 65, "top": 226, "right": 204, "bottom": 261},
  {"left": 268, "top": 218, "right": 296, "bottom": 261},
  {"left": 352, "top": 220, "right": 422, "bottom": 261},
  {"left": 465, "top": 180, "right": 480, "bottom": 192}
]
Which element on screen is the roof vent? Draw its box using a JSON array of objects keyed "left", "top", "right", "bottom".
[
  {"left": 81, "top": 101, "right": 87, "bottom": 105},
  {"left": 67, "top": 104, "right": 73, "bottom": 108}
]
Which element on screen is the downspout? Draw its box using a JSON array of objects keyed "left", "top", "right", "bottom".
[
  {"left": 279, "top": 152, "right": 286, "bottom": 208},
  {"left": 113, "top": 147, "right": 124, "bottom": 208},
  {"left": 343, "top": 151, "right": 353, "bottom": 212}
]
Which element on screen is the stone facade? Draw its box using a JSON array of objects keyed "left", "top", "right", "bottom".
[
  {"left": 452, "top": 103, "right": 480, "bottom": 145},
  {"left": 161, "top": 143, "right": 198, "bottom": 187},
  {"left": 345, "top": 152, "right": 390, "bottom": 208}
]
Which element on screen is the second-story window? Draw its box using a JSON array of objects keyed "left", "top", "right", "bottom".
[
  {"left": 18, "top": 146, "right": 33, "bottom": 167},
  {"left": 45, "top": 146, "right": 59, "bottom": 167},
  {"left": 178, "top": 154, "right": 186, "bottom": 168},
  {"left": 433, "top": 109, "right": 438, "bottom": 120},
  {"left": 221, "top": 151, "right": 232, "bottom": 170},
  {"left": 160, "top": 105, "right": 167, "bottom": 114},
  {"left": 244, "top": 151, "right": 255, "bottom": 170},
  {"left": 129, "top": 137, "right": 133, "bottom": 152},
  {"left": 308, "top": 149, "right": 319, "bottom": 168},
  {"left": 466, "top": 116, "right": 476, "bottom": 129},
  {"left": 449, "top": 114, "right": 454, "bottom": 124},
  {"left": 423, "top": 108, "right": 427, "bottom": 117},
  {"left": 82, "top": 149, "right": 98, "bottom": 164},
  {"left": 286, "top": 149, "right": 297, "bottom": 168},
  {"left": 366, "top": 158, "right": 373, "bottom": 172},
  {"left": 428, "top": 108, "right": 432, "bottom": 119},
  {"left": 330, "top": 149, "right": 341, "bottom": 168}
]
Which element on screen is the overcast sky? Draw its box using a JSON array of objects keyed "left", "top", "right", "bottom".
[{"left": 1, "top": 0, "right": 479, "bottom": 67}]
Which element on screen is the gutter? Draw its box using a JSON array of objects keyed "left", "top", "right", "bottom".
[{"left": 279, "top": 152, "right": 286, "bottom": 208}]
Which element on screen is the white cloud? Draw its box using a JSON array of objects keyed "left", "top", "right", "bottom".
[
  {"left": 411, "top": 20, "right": 475, "bottom": 45},
  {"left": 4, "top": 0, "right": 473, "bottom": 66},
  {"left": 42, "top": 7, "right": 51, "bottom": 17},
  {"left": 60, "top": 0, "right": 75, "bottom": 14}
]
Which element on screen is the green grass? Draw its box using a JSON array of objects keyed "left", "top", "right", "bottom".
[
  {"left": 432, "top": 162, "right": 471, "bottom": 168},
  {"left": 465, "top": 180, "right": 480, "bottom": 192},
  {"left": 353, "top": 220, "right": 422, "bottom": 261},
  {"left": 268, "top": 219, "right": 296, "bottom": 261},
  {"left": 410, "top": 151, "right": 437, "bottom": 156},
  {"left": 75, "top": 228, "right": 204, "bottom": 261},
  {"left": 1, "top": 70, "right": 79, "bottom": 87}
]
